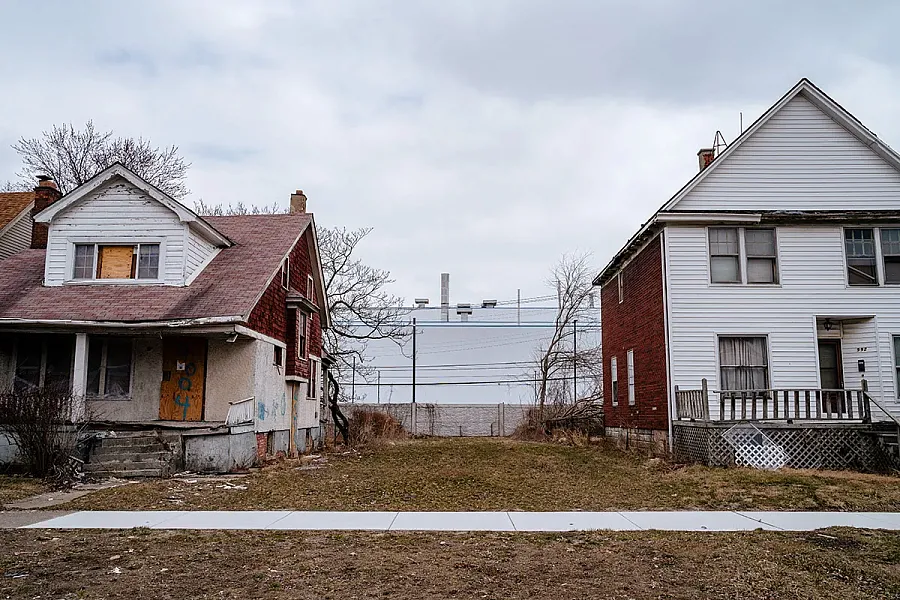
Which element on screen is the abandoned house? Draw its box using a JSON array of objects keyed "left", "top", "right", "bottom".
[
  {"left": 596, "top": 79, "right": 900, "bottom": 471},
  {"left": 0, "top": 163, "right": 331, "bottom": 475}
]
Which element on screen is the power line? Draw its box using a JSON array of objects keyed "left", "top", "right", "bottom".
[{"left": 340, "top": 374, "right": 600, "bottom": 387}]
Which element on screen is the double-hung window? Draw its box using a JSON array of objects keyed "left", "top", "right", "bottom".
[
  {"left": 718, "top": 336, "right": 768, "bottom": 391},
  {"left": 86, "top": 337, "right": 133, "bottom": 398},
  {"left": 880, "top": 229, "right": 900, "bottom": 285},
  {"left": 72, "top": 243, "right": 160, "bottom": 281},
  {"left": 709, "top": 228, "right": 778, "bottom": 284},
  {"left": 298, "top": 312, "right": 308, "bottom": 360},
  {"left": 610, "top": 356, "right": 618, "bottom": 406},
  {"left": 894, "top": 336, "right": 900, "bottom": 398},
  {"left": 845, "top": 229, "right": 878, "bottom": 286},
  {"left": 308, "top": 357, "right": 320, "bottom": 400},
  {"left": 626, "top": 349, "right": 635, "bottom": 405}
]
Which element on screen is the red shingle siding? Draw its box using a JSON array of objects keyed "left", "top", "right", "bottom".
[
  {"left": 248, "top": 228, "right": 324, "bottom": 380},
  {"left": 601, "top": 233, "right": 668, "bottom": 431}
]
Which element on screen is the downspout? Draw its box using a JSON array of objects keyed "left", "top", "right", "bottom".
[{"left": 660, "top": 229, "right": 675, "bottom": 452}]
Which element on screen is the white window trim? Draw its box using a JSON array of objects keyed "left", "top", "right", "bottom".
[
  {"left": 308, "top": 356, "right": 321, "bottom": 400},
  {"left": 86, "top": 336, "right": 135, "bottom": 400},
  {"left": 714, "top": 334, "right": 772, "bottom": 392},
  {"left": 626, "top": 349, "right": 635, "bottom": 406},
  {"left": 307, "top": 274, "right": 315, "bottom": 301},
  {"left": 841, "top": 225, "right": 900, "bottom": 288},
  {"left": 281, "top": 257, "right": 290, "bottom": 290},
  {"left": 617, "top": 272, "right": 624, "bottom": 303},
  {"left": 707, "top": 226, "right": 781, "bottom": 287},
  {"left": 65, "top": 238, "right": 166, "bottom": 285},
  {"left": 297, "top": 310, "right": 309, "bottom": 363},
  {"left": 610, "top": 356, "right": 618, "bottom": 407}
]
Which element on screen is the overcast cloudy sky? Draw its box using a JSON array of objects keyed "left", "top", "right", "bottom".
[{"left": 1, "top": 1, "right": 899, "bottom": 304}]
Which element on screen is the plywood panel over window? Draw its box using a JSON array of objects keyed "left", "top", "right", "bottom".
[{"left": 97, "top": 245, "right": 135, "bottom": 279}]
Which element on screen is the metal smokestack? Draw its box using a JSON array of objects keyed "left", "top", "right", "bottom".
[{"left": 440, "top": 273, "right": 450, "bottom": 322}]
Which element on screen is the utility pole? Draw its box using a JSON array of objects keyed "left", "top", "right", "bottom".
[
  {"left": 351, "top": 355, "right": 356, "bottom": 403},
  {"left": 573, "top": 319, "right": 578, "bottom": 402},
  {"left": 411, "top": 317, "right": 417, "bottom": 404},
  {"left": 377, "top": 370, "right": 381, "bottom": 404}
]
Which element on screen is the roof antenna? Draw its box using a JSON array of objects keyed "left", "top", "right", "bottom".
[
  {"left": 740, "top": 111, "right": 743, "bottom": 134},
  {"left": 712, "top": 130, "right": 728, "bottom": 157}
]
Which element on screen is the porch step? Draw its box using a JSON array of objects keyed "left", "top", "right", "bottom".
[
  {"left": 94, "top": 441, "right": 168, "bottom": 454},
  {"left": 84, "top": 458, "right": 172, "bottom": 477},
  {"left": 86, "top": 432, "right": 182, "bottom": 478},
  {"left": 84, "top": 468, "right": 169, "bottom": 478},
  {"left": 98, "top": 435, "right": 178, "bottom": 449},
  {"left": 90, "top": 449, "right": 171, "bottom": 462}
]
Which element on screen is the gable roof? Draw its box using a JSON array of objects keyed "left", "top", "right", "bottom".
[
  {"left": 0, "top": 214, "right": 312, "bottom": 325},
  {"left": 593, "top": 78, "right": 900, "bottom": 286},
  {"left": 0, "top": 191, "right": 34, "bottom": 233},
  {"left": 33, "top": 162, "right": 232, "bottom": 247}
]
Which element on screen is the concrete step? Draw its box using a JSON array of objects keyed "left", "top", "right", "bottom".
[
  {"left": 85, "top": 457, "right": 170, "bottom": 470},
  {"left": 94, "top": 441, "right": 168, "bottom": 454},
  {"left": 98, "top": 436, "right": 173, "bottom": 449},
  {"left": 85, "top": 468, "right": 167, "bottom": 478},
  {"left": 89, "top": 450, "right": 171, "bottom": 463}
]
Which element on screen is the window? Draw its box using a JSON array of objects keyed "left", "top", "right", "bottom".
[
  {"left": 745, "top": 229, "right": 778, "bottom": 284},
  {"left": 626, "top": 349, "right": 635, "bottom": 405},
  {"left": 709, "top": 228, "right": 740, "bottom": 283},
  {"left": 86, "top": 337, "right": 133, "bottom": 397},
  {"left": 610, "top": 356, "right": 618, "bottom": 406},
  {"left": 895, "top": 336, "right": 900, "bottom": 398},
  {"left": 308, "top": 357, "right": 320, "bottom": 399},
  {"left": 617, "top": 272, "right": 624, "bottom": 303},
  {"left": 298, "top": 312, "right": 308, "bottom": 360},
  {"left": 72, "top": 243, "right": 160, "bottom": 280},
  {"left": 73, "top": 245, "right": 95, "bottom": 279},
  {"left": 881, "top": 229, "right": 900, "bottom": 285},
  {"left": 281, "top": 258, "right": 290, "bottom": 289},
  {"left": 709, "top": 228, "right": 779, "bottom": 285},
  {"left": 718, "top": 336, "right": 768, "bottom": 391},
  {"left": 845, "top": 228, "right": 878, "bottom": 286},
  {"left": 307, "top": 275, "right": 315, "bottom": 301},
  {"left": 274, "top": 345, "right": 284, "bottom": 368},
  {"left": 12, "top": 335, "right": 75, "bottom": 394}
]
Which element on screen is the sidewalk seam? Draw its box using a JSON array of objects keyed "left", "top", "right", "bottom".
[
  {"left": 387, "top": 512, "right": 400, "bottom": 531},
  {"left": 506, "top": 512, "right": 518, "bottom": 531},
  {"left": 617, "top": 512, "right": 643, "bottom": 530}
]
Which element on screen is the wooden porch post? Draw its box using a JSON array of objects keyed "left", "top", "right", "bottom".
[
  {"left": 71, "top": 333, "right": 88, "bottom": 422},
  {"left": 701, "top": 378, "right": 710, "bottom": 420}
]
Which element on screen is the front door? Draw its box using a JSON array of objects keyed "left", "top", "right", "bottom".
[
  {"left": 159, "top": 337, "right": 207, "bottom": 421},
  {"left": 818, "top": 340, "right": 845, "bottom": 414}
]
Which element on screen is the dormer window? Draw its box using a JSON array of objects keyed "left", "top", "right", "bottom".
[{"left": 72, "top": 243, "right": 160, "bottom": 281}]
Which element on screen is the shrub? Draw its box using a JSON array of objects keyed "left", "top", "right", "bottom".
[
  {"left": 347, "top": 407, "right": 406, "bottom": 447},
  {"left": 0, "top": 386, "right": 91, "bottom": 483},
  {"left": 514, "top": 400, "right": 604, "bottom": 443}
]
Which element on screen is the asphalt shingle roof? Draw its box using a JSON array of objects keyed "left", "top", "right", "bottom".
[
  {"left": 0, "top": 192, "right": 34, "bottom": 231},
  {"left": 0, "top": 213, "right": 312, "bottom": 323}
]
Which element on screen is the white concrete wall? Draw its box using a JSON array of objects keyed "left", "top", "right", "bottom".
[
  {"left": 87, "top": 337, "right": 162, "bottom": 421},
  {"left": 0, "top": 208, "right": 32, "bottom": 260},
  {"left": 253, "top": 339, "right": 290, "bottom": 433},
  {"left": 674, "top": 94, "right": 900, "bottom": 212},
  {"left": 665, "top": 224, "right": 900, "bottom": 419},
  {"left": 205, "top": 338, "right": 256, "bottom": 421}
]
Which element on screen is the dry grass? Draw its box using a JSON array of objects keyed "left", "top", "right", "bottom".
[
  {"left": 0, "top": 474, "right": 47, "bottom": 506},
  {"left": 346, "top": 406, "right": 406, "bottom": 447},
  {"left": 57, "top": 438, "right": 900, "bottom": 512},
  {"left": 2, "top": 528, "right": 900, "bottom": 599}
]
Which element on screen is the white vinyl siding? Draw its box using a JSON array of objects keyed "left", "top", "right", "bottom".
[
  {"left": 0, "top": 208, "right": 33, "bottom": 260},
  {"left": 626, "top": 350, "right": 635, "bottom": 405},
  {"left": 665, "top": 224, "right": 900, "bottom": 419},
  {"left": 675, "top": 95, "right": 900, "bottom": 212},
  {"left": 185, "top": 231, "right": 217, "bottom": 280},
  {"left": 610, "top": 356, "right": 618, "bottom": 406}
]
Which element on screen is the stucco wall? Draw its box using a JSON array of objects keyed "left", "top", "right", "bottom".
[
  {"left": 253, "top": 339, "right": 290, "bottom": 433},
  {"left": 205, "top": 337, "right": 256, "bottom": 421},
  {"left": 88, "top": 336, "right": 162, "bottom": 421}
]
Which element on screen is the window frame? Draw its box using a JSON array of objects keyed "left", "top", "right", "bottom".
[
  {"left": 308, "top": 356, "right": 321, "bottom": 400},
  {"left": 86, "top": 336, "right": 135, "bottom": 399},
  {"left": 617, "top": 272, "right": 624, "bottom": 304},
  {"left": 281, "top": 257, "right": 290, "bottom": 290},
  {"left": 297, "top": 311, "right": 308, "bottom": 362},
  {"left": 843, "top": 227, "right": 879, "bottom": 287},
  {"left": 67, "top": 240, "right": 164, "bottom": 284},
  {"left": 716, "top": 335, "right": 770, "bottom": 392},
  {"left": 626, "top": 349, "right": 635, "bottom": 406},
  {"left": 610, "top": 356, "right": 618, "bottom": 407},
  {"left": 894, "top": 335, "right": 900, "bottom": 399},
  {"left": 707, "top": 227, "right": 780, "bottom": 286},
  {"left": 307, "top": 274, "right": 315, "bottom": 301},
  {"left": 11, "top": 336, "right": 75, "bottom": 394},
  {"left": 880, "top": 228, "right": 900, "bottom": 286},
  {"left": 274, "top": 345, "right": 284, "bottom": 368}
]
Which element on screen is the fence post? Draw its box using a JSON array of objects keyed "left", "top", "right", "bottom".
[
  {"left": 500, "top": 402, "right": 506, "bottom": 436},
  {"left": 701, "top": 378, "right": 709, "bottom": 420}
]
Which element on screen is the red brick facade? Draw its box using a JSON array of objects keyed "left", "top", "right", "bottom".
[
  {"left": 601, "top": 233, "right": 668, "bottom": 431},
  {"left": 247, "top": 226, "right": 324, "bottom": 381}
]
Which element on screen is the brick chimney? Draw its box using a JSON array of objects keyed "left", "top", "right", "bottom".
[
  {"left": 697, "top": 148, "right": 715, "bottom": 171},
  {"left": 31, "top": 175, "right": 62, "bottom": 249},
  {"left": 289, "top": 190, "right": 307, "bottom": 214}
]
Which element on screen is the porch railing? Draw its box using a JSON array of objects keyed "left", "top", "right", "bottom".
[
  {"left": 716, "top": 388, "right": 868, "bottom": 422},
  {"left": 226, "top": 397, "right": 255, "bottom": 426},
  {"left": 675, "top": 379, "right": 710, "bottom": 420}
]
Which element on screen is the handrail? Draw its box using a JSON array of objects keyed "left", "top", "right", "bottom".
[
  {"left": 226, "top": 396, "right": 255, "bottom": 426},
  {"left": 864, "top": 391, "right": 900, "bottom": 429}
]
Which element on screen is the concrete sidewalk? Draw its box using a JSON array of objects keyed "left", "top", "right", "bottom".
[{"left": 5, "top": 510, "right": 900, "bottom": 532}]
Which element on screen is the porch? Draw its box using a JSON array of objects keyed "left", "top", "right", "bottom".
[{"left": 673, "top": 379, "right": 900, "bottom": 472}]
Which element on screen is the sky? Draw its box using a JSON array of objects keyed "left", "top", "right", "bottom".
[{"left": 1, "top": 1, "right": 899, "bottom": 305}]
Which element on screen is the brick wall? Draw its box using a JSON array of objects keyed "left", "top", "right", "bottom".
[
  {"left": 247, "top": 226, "right": 324, "bottom": 380},
  {"left": 601, "top": 233, "right": 668, "bottom": 431}
]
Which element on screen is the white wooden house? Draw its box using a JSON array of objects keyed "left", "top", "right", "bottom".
[{"left": 595, "top": 79, "right": 900, "bottom": 470}]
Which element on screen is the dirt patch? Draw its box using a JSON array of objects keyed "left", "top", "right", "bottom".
[
  {"left": 0, "top": 475, "right": 47, "bottom": 506},
  {"left": 2, "top": 528, "right": 900, "bottom": 599},
  {"left": 58, "top": 438, "right": 900, "bottom": 512}
]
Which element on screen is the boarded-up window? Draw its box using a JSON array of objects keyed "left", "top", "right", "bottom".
[
  {"left": 97, "top": 246, "right": 135, "bottom": 279},
  {"left": 87, "top": 337, "right": 133, "bottom": 398}
]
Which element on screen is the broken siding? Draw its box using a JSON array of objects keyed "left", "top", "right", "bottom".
[
  {"left": 185, "top": 229, "right": 217, "bottom": 279},
  {"left": 0, "top": 209, "right": 32, "bottom": 260},
  {"left": 665, "top": 224, "right": 899, "bottom": 419},
  {"left": 44, "top": 179, "right": 187, "bottom": 286},
  {"left": 675, "top": 95, "right": 900, "bottom": 212}
]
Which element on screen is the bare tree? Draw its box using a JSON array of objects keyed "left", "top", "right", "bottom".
[
  {"left": 534, "top": 252, "right": 601, "bottom": 415},
  {"left": 193, "top": 199, "right": 283, "bottom": 216},
  {"left": 11, "top": 121, "right": 190, "bottom": 200}
]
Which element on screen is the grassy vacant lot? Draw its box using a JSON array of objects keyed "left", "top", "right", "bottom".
[
  {"left": 0, "top": 474, "right": 46, "bottom": 506},
  {"left": 2, "top": 528, "right": 900, "bottom": 599},
  {"left": 60, "top": 438, "right": 900, "bottom": 512}
]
